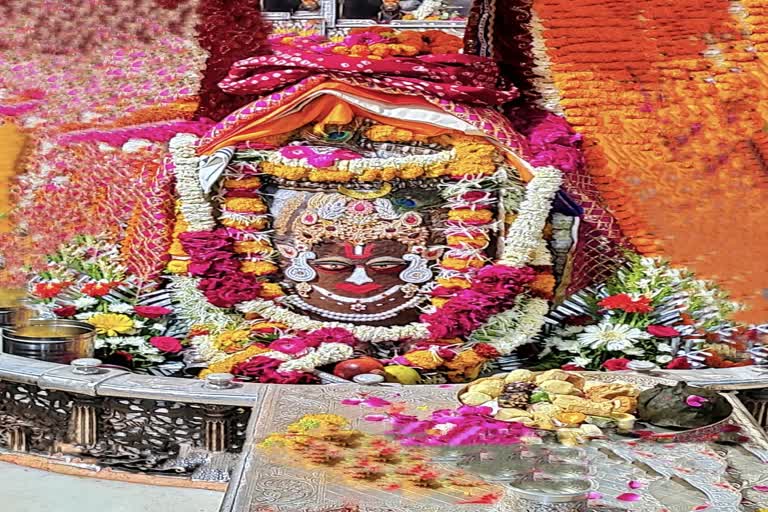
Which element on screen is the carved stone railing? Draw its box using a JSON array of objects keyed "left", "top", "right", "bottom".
[{"left": 0, "top": 353, "right": 265, "bottom": 483}]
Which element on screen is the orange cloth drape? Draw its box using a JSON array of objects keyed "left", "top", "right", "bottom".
[{"left": 0, "top": 122, "right": 25, "bottom": 233}]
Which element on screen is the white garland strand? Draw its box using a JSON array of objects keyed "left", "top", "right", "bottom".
[
  {"left": 277, "top": 343, "right": 354, "bottom": 373},
  {"left": 237, "top": 299, "right": 431, "bottom": 343},
  {"left": 469, "top": 297, "right": 550, "bottom": 355},
  {"left": 268, "top": 147, "right": 456, "bottom": 175},
  {"left": 169, "top": 133, "right": 216, "bottom": 231},
  {"left": 499, "top": 166, "right": 562, "bottom": 267},
  {"left": 168, "top": 275, "right": 234, "bottom": 329}
]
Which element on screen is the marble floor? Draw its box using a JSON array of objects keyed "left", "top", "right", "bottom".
[{"left": 0, "top": 462, "right": 223, "bottom": 511}]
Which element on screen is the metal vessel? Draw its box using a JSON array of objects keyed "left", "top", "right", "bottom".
[{"left": 2, "top": 319, "right": 95, "bottom": 364}]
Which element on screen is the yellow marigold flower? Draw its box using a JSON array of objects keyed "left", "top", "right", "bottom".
[
  {"left": 233, "top": 240, "right": 273, "bottom": 254},
  {"left": 404, "top": 350, "right": 444, "bottom": 370},
  {"left": 531, "top": 273, "right": 556, "bottom": 298},
  {"left": 166, "top": 260, "right": 189, "bottom": 274},
  {"left": 168, "top": 240, "right": 186, "bottom": 256},
  {"left": 399, "top": 165, "right": 425, "bottom": 179},
  {"left": 250, "top": 321, "right": 286, "bottom": 333},
  {"left": 222, "top": 176, "right": 261, "bottom": 189},
  {"left": 241, "top": 260, "right": 279, "bottom": 276},
  {"left": 444, "top": 350, "right": 485, "bottom": 381},
  {"left": 436, "top": 277, "right": 471, "bottom": 289},
  {"left": 259, "top": 283, "right": 285, "bottom": 299},
  {"left": 307, "top": 169, "right": 354, "bottom": 182},
  {"left": 441, "top": 257, "right": 485, "bottom": 271},
  {"left": 213, "top": 329, "right": 251, "bottom": 351},
  {"left": 224, "top": 198, "right": 268, "bottom": 214},
  {"left": 431, "top": 297, "right": 449, "bottom": 308},
  {"left": 447, "top": 209, "right": 494, "bottom": 223},
  {"left": 199, "top": 344, "right": 269, "bottom": 379},
  {"left": 446, "top": 234, "right": 489, "bottom": 248},
  {"left": 88, "top": 313, "right": 134, "bottom": 336},
  {"left": 288, "top": 414, "right": 349, "bottom": 433},
  {"left": 220, "top": 217, "right": 269, "bottom": 230},
  {"left": 260, "top": 162, "right": 309, "bottom": 181},
  {"left": 505, "top": 213, "right": 518, "bottom": 224}
]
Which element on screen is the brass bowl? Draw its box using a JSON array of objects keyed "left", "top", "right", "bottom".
[{"left": 2, "top": 319, "right": 96, "bottom": 364}]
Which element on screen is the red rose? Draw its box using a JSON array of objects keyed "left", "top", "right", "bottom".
[
  {"left": 113, "top": 351, "right": 134, "bottom": 363},
  {"left": 665, "top": 356, "right": 691, "bottom": 370},
  {"left": 561, "top": 363, "right": 585, "bottom": 371},
  {"left": 602, "top": 358, "right": 631, "bottom": 371},
  {"left": 647, "top": 325, "right": 680, "bottom": 337},
  {"left": 302, "top": 327, "right": 358, "bottom": 348},
  {"left": 133, "top": 305, "right": 173, "bottom": 319},
  {"left": 53, "top": 305, "right": 77, "bottom": 317},
  {"left": 150, "top": 336, "right": 183, "bottom": 353}
]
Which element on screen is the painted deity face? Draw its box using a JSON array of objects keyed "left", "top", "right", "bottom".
[{"left": 271, "top": 189, "right": 442, "bottom": 325}]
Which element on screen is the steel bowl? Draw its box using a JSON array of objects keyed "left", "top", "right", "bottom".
[{"left": 2, "top": 319, "right": 95, "bottom": 364}]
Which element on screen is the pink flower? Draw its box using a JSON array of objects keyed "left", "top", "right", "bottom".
[
  {"left": 302, "top": 327, "right": 358, "bottom": 348},
  {"left": 270, "top": 337, "right": 309, "bottom": 355},
  {"left": 602, "top": 358, "right": 631, "bottom": 371},
  {"left": 647, "top": 325, "right": 680, "bottom": 337},
  {"left": 133, "top": 305, "right": 172, "bottom": 319},
  {"left": 279, "top": 145, "right": 314, "bottom": 160},
  {"left": 150, "top": 336, "right": 182, "bottom": 353},
  {"left": 627, "top": 480, "right": 644, "bottom": 490},
  {"left": 188, "top": 257, "right": 241, "bottom": 277},
  {"left": 562, "top": 363, "right": 586, "bottom": 371},
  {"left": 472, "top": 265, "right": 536, "bottom": 298},
  {"left": 179, "top": 229, "right": 233, "bottom": 257},
  {"left": 685, "top": 395, "right": 709, "bottom": 408},
  {"left": 616, "top": 493, "right": 642, "bottom": 502}
]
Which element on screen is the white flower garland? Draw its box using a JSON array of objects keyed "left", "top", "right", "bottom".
[
  {"left": 169, "top": 133, "right": 216, "bottom": 231},
  {"left": 237, "top": 299, "right": 431, "bottom": 343},
  {"left": 468, "top": 296, "right": 550, "bottom": 355},
  {"left": 168, "top": 275, "right": 235, "bottom": 330},
  {"left": 277, "top": 343, "right": 354, "bottom": 373},
  {"left": 268, "top": 147, "right": 456, "bottom": 176},
  {"left": 500, "top": 166, "right": 562, "bottom": 267}
]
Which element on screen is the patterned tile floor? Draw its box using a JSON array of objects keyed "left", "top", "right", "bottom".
[{"left": 0, "top": 462, "right": 223, "bottom": 511}]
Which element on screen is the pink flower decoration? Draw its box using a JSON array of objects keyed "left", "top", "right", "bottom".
[
  {"left": 363, "top": 414, "right": 390, "bottom": 422},
  {"left": 347, "top": 200, "right": 375, "bottom": 215},
  {"left": 279, "top": 146, "right": 314, "bottom": 160},
  {"left": 628, "top": 480, "right": 644, "bottom": 490},
  {"left": 302, "top": 327, "right": 358, "bottom": 347},
  {"left": 686, "top": 395, "right": 710, "bottom": 408},
  {"left": 616, "top": 493, "right": 642, "bottom": 502},
  {"left": 587, "top": 491, "right": 603, "bottom": 500},
  {"left": 149, "top": 336, "right": 182, "bottom": 354},
  {"left": 270, "top": 337, "right": 309, "bottom": 355},
  {"left": 341, "top": 399, "right": 363, "bottom": 406},
  {"left": 647, "top": 325, "right": 680, "bottom": 337},
  {"left": 362, "top": 397, "right": 392, "bottom": 408},
  {"left": 752, "top": 485, "right": 768, "bottom": 492}
]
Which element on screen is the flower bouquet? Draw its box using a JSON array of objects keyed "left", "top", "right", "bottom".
[
  {"left": 27, "top": 236, "right": 181, "bottom": 368},
  {"left": 537, "top": 255, "right": 743, "bottom": 371}
]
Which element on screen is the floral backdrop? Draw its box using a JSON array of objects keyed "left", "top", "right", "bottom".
[{"left": 1, "top": 0, "right": 767, "bottom": 324}]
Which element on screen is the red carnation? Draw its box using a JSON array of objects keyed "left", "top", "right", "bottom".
[
  {"left": 33, "top": 281, "right": 70, "bottom": 299},
  {"left": 53, "top": 305, "right": 77, "bottom": 318},
  {"left": 81, "top": 281, "right": 120, "bottom": 297},
  {"left": 561, "top": 363, "right": 585, "bottom": 371},
  {"left": 473, "top": 343, "right": 500, "bottom": 359},
  {"left": 150, "top": 336, "right": 183, "bottom": 353},
  {"left": 598, "top": 293, "right": 653, "bottom": 314},
  {"left": 647, "top": 325, "right": 680, "bottom": 337},
  {"left": 665, "top": 356, "right": 692, "bottom": 370},
  {"left": 602, "top": 358, "right": 631, "bottom": 371},
  {"left": 133, "top": 305, "right": 173, "bottom": 319}
]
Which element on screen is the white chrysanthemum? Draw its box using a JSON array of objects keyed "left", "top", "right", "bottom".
[
  {"left": 570, "top": 357, "right": 592, "bottom": 367},
  {"left": 656, "top": 354, "right": 673, "bottom": 364},
  {"left": 656, "top": 342, "right": 673, "bottom": 353},
  {"left": 133, "top": 320, "right": 146, "bottom": 329},
  {"left": 108, "top": 303, "right": 134, "bottom": 314},
  {"left": 623, "top": 347, "right": 645, "bottom": 357},
  {"left": 150, "top": 323, "right": 166, "bottom": 332},
  {"left": 552, "top": 337, "right": 580, "bottom": 353},
  {"left": 75, "top": 312, "right": 96, "bottom": 321},
  {"left": 577, "top": 322, "right": 651, "bottom": 350},
  {"left": 74, "top": 297, "right": 99, "bottom": 310}
]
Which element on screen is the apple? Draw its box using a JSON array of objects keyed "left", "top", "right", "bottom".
[{"left": 333, "top": 357, "right": 384, "bottom": 380}]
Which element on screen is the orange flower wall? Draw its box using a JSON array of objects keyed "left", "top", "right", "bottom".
[{"left": 533, "top": 0, "right": 768, "bottom": 322}]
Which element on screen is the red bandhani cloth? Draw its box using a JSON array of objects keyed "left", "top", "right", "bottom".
[{"left": 218, "top": 43, "right": 517, "bottom": 107}]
